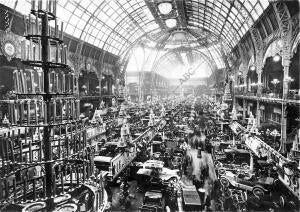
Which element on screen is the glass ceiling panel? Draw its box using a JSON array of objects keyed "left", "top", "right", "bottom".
[
  {"left": 0, "top": 0, "right": 161, "bottom": 56},
  {"left": 0, "top": 0, "right": 269, "bottom": 60},
  {"left": 186, "top": 0, "right": 269, "bottom": 52}
]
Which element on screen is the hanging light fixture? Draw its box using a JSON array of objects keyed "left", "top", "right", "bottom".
[
  {"left": 273, "top": 53, "right": 281, "bottom": 62},
  {"left": 165, "top": 18, "right": 177, "bottom": 28},
  {"left": 158, "top": 2, "right": 172, "bottom": 15},
  {"left": 249, "top": 65, "right": 256, "bottom": 71}
]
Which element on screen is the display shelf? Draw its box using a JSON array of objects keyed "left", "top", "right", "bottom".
[
  {"left": 23, "top": 60, "right": 68, "bottom": 69},
  {"left": 30, "top": 9, "right": 56, "bottom": 20},
  {"left": 25, "top": 35, "right": 63, "bottom": 44},
  {"left": 0, "top": 1, "right": 104, "bottom": 211}
]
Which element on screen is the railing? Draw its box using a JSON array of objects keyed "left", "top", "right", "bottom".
[
  {"left": 235, "top": 92, "right": 300, "bottom": 105},
  {"left": 260, "top": 92, "right": 282, "bottom": 99},
  {"left": 229, "top": 121, "right": 300, "bottom": 200}
]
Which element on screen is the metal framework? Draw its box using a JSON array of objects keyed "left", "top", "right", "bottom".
[{"left": 0, "top": 0, "right": 270, "bottom": 71}]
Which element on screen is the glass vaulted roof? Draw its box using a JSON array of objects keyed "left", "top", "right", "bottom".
[
  {"left": 1, "top": 0, "right": 269, "bottom": 69},
  {"left": 1, "top": 0, "right": 160, "bottom": 56},
  {"left": 185, "top": 0, "right": 269, "bottom": 51}
]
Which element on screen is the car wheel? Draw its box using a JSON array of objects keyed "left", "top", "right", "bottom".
[
  {"left": 224, "top": 189, "right": 231, "bottom": 199},
  {"left": 214, "top": 161, "right": 221, "bottom": 167},
  {"left": 279, "top": 195, "right": 286, "bottom": 207},
  {"left": 287, "top": 201, "right": 296, "bottom": 210},
  {"left": 242, "top": 191, "right": 247, "bottom": 202},
  {"left": 252, "top": 186, "right": 265, "bottom": 199},
  {"left": 241, "top": 162, "right": 249, "bottom": 169},
  {"left": 220, "top": 177, "right": 230, "bottom": 188},
  {"left": 218, "top": 168, "right": 226, "bottom": 176},
  {"left": 273, "top": 178, "right": 280, "bottom": 187},
  {"left": 168, "top": 177, "right": 178, "bottom": 183}
]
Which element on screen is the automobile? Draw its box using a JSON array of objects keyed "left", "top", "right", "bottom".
[
  {"left": 219, "top": 170, "right": 276, "bottom": 198},
  {"left": 152, "top": 152, "right": 162, "bottom": 160},
  {"left": 215, "top": 161, "right": 250, "bottom": 176},
  {"left": 139, "top": 190, "right": 164, "bottom": 211},
  {"left": 173, "top": 148, "right": 185, "bottom": 156},
  {"left": 246, "top": 193, "right": 285, "bottom": 211},
  {"left": 214, "top": 148, "right": 251, "bottom": 165},
  {"left": 182, "top": 185, "right": 203, "bottom": 211},
  {"left": 137, "top": 160, "right": 180, "bottom": 184}
]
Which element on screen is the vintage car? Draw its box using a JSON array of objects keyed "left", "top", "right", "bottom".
[
  {"left": 219, "top": 170, "right": 275, "bottom": 198},
  {"left": 182, "top": 185, "right": 203, "bottom": 211},
  {"left": 215, "top": 161, "right": 249, "bottom": 176},
  {"left": 137, "top": 160, "right": 180, "bottom": 184},
  {"left": 139, "top": 190, "right": 164, "bottom": 211}
]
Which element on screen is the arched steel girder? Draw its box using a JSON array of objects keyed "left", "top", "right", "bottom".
[
  {"left": 118, "top": 26, "right": 228, "bottom": 74},
  {"left": 186, "top": 0, "right": 255, "bottom": 39},
  {"left": 118, "top": 30, "right": 173, "bottom": 74},
  {"left": 119, "top": 25, "right": 229, "bottom": 60},
  {"left": 151, "top": 48, "right": 217, "bottom": 75}
]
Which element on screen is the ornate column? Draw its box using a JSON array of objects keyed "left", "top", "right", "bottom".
[
  {"left": 242, "top": 99, "right": 246, "bottom": 120},
  {"left": 95, "top": 62, "right": 102, "bottom": 97},
  {"left": 256, "top": 65, "right": 263, "bottom": 128},
  {"left": 272, "top": 1, "right": 293, "bottom": 154},
  {"left": 282, "top": 59, "right": 291, "bottom": 99},
  {"left": 108, "top": 76, "right": 112, "bottom": 95},
  {"left": 69, "top": 52, "right": 84, "bottom": 98},
  {"left": 256, "top": 70, "right": 262, "bottom": 95},
  {"left": 250, "top": 26, "right": 263, "bottom": 95},
  {"left": 256, "top": 100, "right": 261, "bottom": 128},
  {"left": 280, "top": 59, "right": 291, "bottom": 154},
  {"left": 242, "top": 70, "right": 247, "bottom": 95}
]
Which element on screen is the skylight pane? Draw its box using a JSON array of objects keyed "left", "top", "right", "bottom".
[
  {"left": 255, "top": 4, "right": 264, "bottom": 16},
  {"left": 15, "top": 0, "right": 31, "bottom": 14},
  {"left": 65, "top": 24, "right": 75, "bottom": 35},
  {"left": 73, "top": 28, "right": 81, "bottom": 38},
  {"left": 244, "top": 1, "right": 252, "bottom": 11},
  {"left": 261, "top": 1, "right": 269, "bottom": 9}
]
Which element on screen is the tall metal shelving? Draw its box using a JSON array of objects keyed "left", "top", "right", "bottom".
[{"left": 0, "top": 1, "right": 104, "bottom": 211}]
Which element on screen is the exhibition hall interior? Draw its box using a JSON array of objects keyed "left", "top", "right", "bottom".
[{"left": 0, "top": 0, "right": 299, "bottom": 211}]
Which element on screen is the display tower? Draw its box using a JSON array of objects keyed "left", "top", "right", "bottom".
[{"left": 0, "top": 1, "right": 105, "bottom": 211}]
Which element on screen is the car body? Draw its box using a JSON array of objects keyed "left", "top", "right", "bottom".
[
  {"left": 139, "top": 190, "right": 164, "bottom": 211},
  {"left": 137, "top": 160, "right": 180, "bottom": 183},
  {"left": 219, "top": 171, "right": 275, "bottom": 198},
  {"left": 215, "top": 161, "right": 249, "bottom": 176}
]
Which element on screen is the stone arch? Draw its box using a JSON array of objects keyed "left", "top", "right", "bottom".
[
  {"left": 78, "top": 64, "right": 101, "bottom": 96},
  {"left": 246, "top": 55, "right": 257, "bottom": 92},
  {"left": 262, "top": 38, "right": 284, "bottom": 65},
  {"left": 237, "top": 62, "right": 247, "bottom": 84},
  {"left": 247, "top": 55, "right": 255, "bottom": 71}
]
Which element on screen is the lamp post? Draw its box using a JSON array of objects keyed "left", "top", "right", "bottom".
[
  {"left": 249, "top": 65, "right": 256, "bottom": 72},
  {"left": 271, "top": 78, "right": 280, "bottom": 98},
  {"left": 158, "top": 2, "right": 173, "bottom": 15},
  {"left": 273, "top": 53, "right": 281, "bottom": 62}
]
